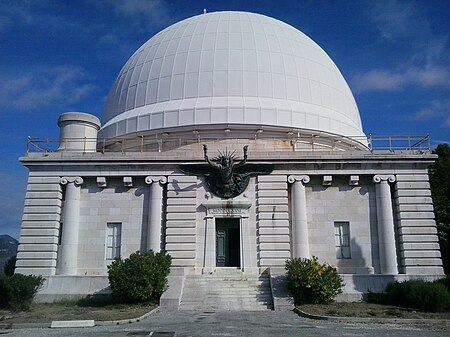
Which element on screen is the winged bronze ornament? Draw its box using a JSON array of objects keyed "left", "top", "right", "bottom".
[{"left": 179, "top": 145, "right": 274, "bottom": 199}]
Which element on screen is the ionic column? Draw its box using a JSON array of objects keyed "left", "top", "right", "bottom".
[
  {"left": 59, "top": 177, "right": 83, "bottom": 275},
  {"left": 145, "top": 176, "right": 167, "bottom": 252},
  {"left": 373, "top": 174, "right": 398, "bottom": 274},
  {"left": 288, "top": 175, "right": 310, "bottom": 259}
]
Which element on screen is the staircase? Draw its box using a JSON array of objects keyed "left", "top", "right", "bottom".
[{"left": 179, "top": 269, "right": 274, "bottom": 311}]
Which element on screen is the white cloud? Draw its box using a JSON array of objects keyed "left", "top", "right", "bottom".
[
  {"left": 0, "top": 1, "right": 35, "bottom": 32},
  {"left": 100, "top": 0, "right": 170, "bottom": 29},
  {"left": 415, "top": 98, "right": 450, "bottom": 128},
  {"left": 412, "top": 37, "right": 449, "bottom": 69},
  {"left": 351, "top": 66, "right": 450, "bottom": 93},
  {"left": 371, "top": 0, "right": 423, "bottom": 40},
  {"left": 0, "top": 0, "right": 68, "bottom": 34},
  {"left": 356, "top": 1, "right": 450, "bottom": 93},
  {"left": 0, "top": 65, "right": 95, "bottom": 111}
]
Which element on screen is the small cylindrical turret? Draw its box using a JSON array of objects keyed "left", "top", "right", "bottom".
[{"left": 57, "top": 112, "right": 101, "bottom": 152}]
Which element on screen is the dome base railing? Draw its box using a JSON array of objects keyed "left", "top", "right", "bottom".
[{"left": 25, "top": 134, "right": 432, "bottom": 156}]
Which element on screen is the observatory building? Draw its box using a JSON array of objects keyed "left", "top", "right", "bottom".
[{"left": 16, "top": 11, "right": 443, "bottom": 309}]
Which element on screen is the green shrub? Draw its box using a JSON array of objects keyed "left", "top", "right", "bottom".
[
  {"left": 436, "top": 275, "right": 450, "bottom": 292},
  {"left": 384, "top": 280, "right": 450, "bottom": 312},
  {"left": 0, "top": 274, "right": 44, "bottom": 311},
  {"left": 366, "top": 289, "right": 387, "bottom": 304},
  {"left": 76, "top": 294, "right": 117, "bottom": 307},
  {"left": 285, "top": 256, "right": 344, "bottom": 305},
  {"left": 107, "top": 251, "right": 171, "bottom": 304},
  {"left": 3, "top": 256, "right": 16, "bottom": 276}
]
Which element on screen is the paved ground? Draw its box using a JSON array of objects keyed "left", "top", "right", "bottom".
[{"left": 1, "top": 310, "right": 449, "bottom": 337}]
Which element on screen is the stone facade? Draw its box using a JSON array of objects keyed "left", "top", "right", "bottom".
[{"left": 16, "top": 145, "right": 444, "bottom": 302}]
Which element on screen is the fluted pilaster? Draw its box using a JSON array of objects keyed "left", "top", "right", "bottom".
[
  {"left": 373, "top": 174, "right": 398, "bottom": 274},
  {"left": 145, "top": 176, "right": 168, "bottom": 252},
  {"left": 288, "top": 175, "right": 310, "bottom": 259},
  {"left": 58, "top": 177, "right": 83, "bottom": 275}
]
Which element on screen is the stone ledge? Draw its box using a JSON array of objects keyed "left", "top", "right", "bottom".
[{"left": 50, "top": 320, "right": 95, "bottom": 328}]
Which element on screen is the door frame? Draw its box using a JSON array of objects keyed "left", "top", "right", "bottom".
[
  {"left": 201, "top": 197, "right": 257, "bottom": 274},
  {"left": 215, "top": 218, "right": 240, "bottom": 267}
]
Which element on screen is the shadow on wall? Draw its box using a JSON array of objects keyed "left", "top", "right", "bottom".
[
  {"left": 135, "top": 185, "right": 148, "bottom": 252},
  {"left": 254, "top": 273, "right": 275, "bottom": 310},
  {"left": 35, "top": 275, "right": 111, "bottom": 303},
  {"left": 170, "top": 178, "right": 199, "bottom": 195},
  {"left": 336, "top": 237, "right": 391, "bottom": 300},
  {"left": 336, "top": 238, "right": 368, "bottom": 274},
  {"left": 362, "top": 182, "right": 381, "bottom": 274},
  {"left": 341, "top": 274, "right": 396, "bottom": 301},
  {"left": 341, "top": 238, "right": 397, "bottom": 299},
  {"left": 269, "top": 271, "right": 294, "bottom": 310}
]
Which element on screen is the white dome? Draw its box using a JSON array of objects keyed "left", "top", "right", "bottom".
[{"left": 100, "top": 11, "right": 365, "bottom": 142}]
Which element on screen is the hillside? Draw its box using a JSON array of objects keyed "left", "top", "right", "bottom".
[{"left": 0, "top": 235, "right": 18, "bottom": 277}]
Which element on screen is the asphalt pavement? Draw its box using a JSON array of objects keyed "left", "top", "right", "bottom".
[{"left": 1, "top": 309, "right": 449, "bottom": 337}]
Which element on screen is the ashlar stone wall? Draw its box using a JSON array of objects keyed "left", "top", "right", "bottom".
[
  {"left": 74, "top": 178, "right": 147, "bottom": 275},
  {"left": 395, "top": 173, "right": 443, "bottom": 275},
  {"left": 306, "top": 176, "right": 378, "bottom": 274},
  {"left": 165, "top": 174, "right": 198, "bottom": 269},
  {"left": 256, "top": 175, "right": 290, "bottom": 268},
  {"left": 16, "top": 175, "right": 62, "bottom": 276}
]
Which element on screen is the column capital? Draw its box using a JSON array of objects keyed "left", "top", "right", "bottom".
[
  {"left": 60, "top": 176, "right": 84, "bottom": 186},
  {"left": 145, "top": 176, "right": 168, "bottom": 185},
  {"left": 373, "top": 175, "right": 396, "bottom": 184},
  {"left": 288, "top": 175, "right": 310, "bottom": 184}
]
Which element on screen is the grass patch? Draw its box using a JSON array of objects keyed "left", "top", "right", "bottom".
[
  {"left": 300, "top": 302, "right": 450, "bottom": 319},
  {"left": 0, "top": 301, "right": 156, "bottom": 324}
]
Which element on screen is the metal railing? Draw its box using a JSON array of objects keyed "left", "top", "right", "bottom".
[
  {"left": 367, "top": 134, "right": 431, "bottom": 154},
  {"left": 25, "top": 134, "right": 432, "bottom": 156}
]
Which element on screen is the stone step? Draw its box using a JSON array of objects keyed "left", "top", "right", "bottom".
[
  {"left": 184, "top": 288, "right": 270, "bottom": 292},
  {"left": 182, "top": 289, "right": 272, "bottom": 294},
  {"left": 178, "top": 303, "right": 273, "bottom": 310},
  {"left": 183, "top": 284, "right": 269, "bottom": 289},
  {"left": 179, "top": 301, "right": 273, "bottom": 306},
  {"left": 179, "top": 273, "right": 274, "bottom": 311},
  {"left": 180, "top": 300, "right": 272, "bottom": 304},
  {"left": 181, "top": 295, "right": 273, "bottom": 299},
  {"left": 184, "top": 281, "right": 269, "bottom": 285},
  {"left": 182, "top": 285, "right": 270, "bottom": 290},
  {"left": 211, "top": 267, "right": 243, "bottom": 274},
  {"left": 184, "top": 278, "right": 270, "bottom": 283},
  {"left": 180, "top": 300, "right": 273, "bottom": 306},
  {"left": 183, "top": 285, "right": 270, "bottom": 290},
  {"left": 182, "top": 285, "right": 271, "bottom": 288},
  {"left": 186, "top": 277, "right": 270, "bottom": 281},
  {"left": 182, "top": 289, "right": 270, "bottom": 293},
  {"left": 185, "top": 279, "right": 269, "bottom": 284},
  {"left": 178, "top": 304, "right": 273, "bottom": 311}
]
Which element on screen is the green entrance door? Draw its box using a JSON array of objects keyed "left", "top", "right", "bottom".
[{"left": 216, "top": 218, "right": 240, "bottom": 267}]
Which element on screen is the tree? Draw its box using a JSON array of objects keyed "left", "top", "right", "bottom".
[
  {"left": 3, "top": 255, "right": 16, "bottom": 276},
  {"left": 429, "top": 144, "right": 450, "bottom": 274}
]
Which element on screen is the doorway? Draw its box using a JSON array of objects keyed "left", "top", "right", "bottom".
[{"left": 216, "top": 218, "right": 240, "bottom": 267}]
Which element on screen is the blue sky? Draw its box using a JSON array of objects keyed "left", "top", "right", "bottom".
[{"left": 0, "top": 0, "right": 449, "bottom": 239}]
